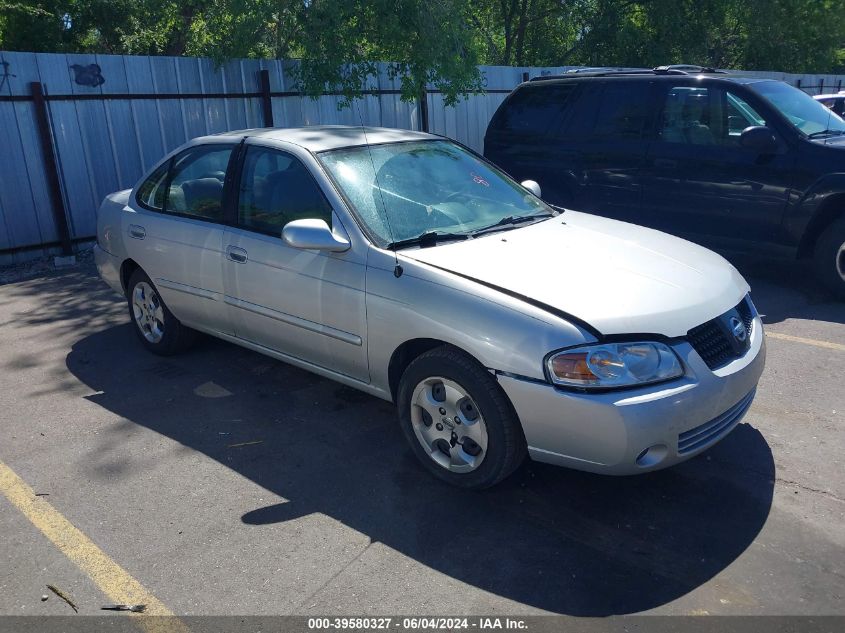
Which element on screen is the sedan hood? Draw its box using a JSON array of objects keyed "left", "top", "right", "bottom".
[{"left": 402, "top": 211, "right": 749, "bottom": 337}]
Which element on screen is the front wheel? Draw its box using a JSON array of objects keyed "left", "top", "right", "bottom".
[
  {"left": 813, "top": 218, "right": 845, "bottom": 300},
  {"left": 397, "top": 346, "right": 526, "bottom": 489}
]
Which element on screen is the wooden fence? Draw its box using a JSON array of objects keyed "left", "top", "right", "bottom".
[{"left": 0, "top": 51, "right": 843, "bottom": 263}]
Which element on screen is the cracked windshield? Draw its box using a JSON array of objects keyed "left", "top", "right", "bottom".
[{"left": 320, "top": 140, "right": 554, "bottom": 247}]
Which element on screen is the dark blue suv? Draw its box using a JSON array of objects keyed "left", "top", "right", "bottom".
[{"left": 484, "top": 69, "right": 845, "bottom": 298}]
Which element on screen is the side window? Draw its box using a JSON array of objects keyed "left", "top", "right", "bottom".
[
  {"left": 658, "top": 86, "right": 716, "bottom": 145},
  {"left": 166, "top": 146, "right": 233, "bottom": 221},
  {"left": 726, "top": 92, "right": 766, "bottom": 137},
  {"left": 589, "top": 82, "right": 652, "bottom": 140},
  {"left": 491, "top": 84, "right": 578, "bottom": 136},
  {"left": 136, "top": 162, "right": 169, "bottom": 211},
  {"left": 237, "top": 147, "right": 332, "bottom": 234},
  {"left": 658, "top": 86, "right": 768, "bottom": 147}
]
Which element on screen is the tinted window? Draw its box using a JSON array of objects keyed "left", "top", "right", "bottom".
[
  {"left": 659, "top": 86, "right": 770, "bottom": 146},
  {"left": 750, "top": 80, "right": 845, "bottom": 136},
  {"left": 590, "top": 82, "right": 651, "bottom": 140},
  {"left": 136, "top": 162, "right": 169, "bottom": 211},
  {"left": 492, "top": 84, "right": 577, "bottom": 135},
  {"left": 726, "top": 92, "right": 766, "bottom": 135},
  {"left": 238, "top": 147, "right": 332, "bottom": 234},
  {"left": 166, "top": 146, "right": 233, "bottom": 220}
]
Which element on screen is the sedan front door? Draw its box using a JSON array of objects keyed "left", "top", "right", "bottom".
[{"left": 222, "top": 143, "right": 369, "bottom": 382}]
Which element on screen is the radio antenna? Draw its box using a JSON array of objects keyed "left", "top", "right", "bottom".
[{"left": 354, "top": 99, "right": 403, "bottom": 278}]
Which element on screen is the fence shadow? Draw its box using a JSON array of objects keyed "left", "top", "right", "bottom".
[{"left": 66, "top": 323, "right": 775, "bottom": 615}]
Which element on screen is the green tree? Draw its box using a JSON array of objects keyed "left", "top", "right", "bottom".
[
  {"left": 3, "top": 0, "right": 845, "bottom": 99},
  {"left": 292, "top": 0, "right": 483, "bottom": 106}
]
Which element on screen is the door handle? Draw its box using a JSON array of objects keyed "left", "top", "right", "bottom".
[
  {"left": 128, "top": 225, "right": 146, "bottom": 239},
  {"left": 654, "top": 158, "right": 678, "bottom": 169},
  {"left": 227, "top": 246, "right": 248, "bottom": 263}
]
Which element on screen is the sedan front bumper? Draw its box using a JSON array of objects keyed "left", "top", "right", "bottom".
[{"left": 497, "top": 315, "right": 766, "bottom": 475}]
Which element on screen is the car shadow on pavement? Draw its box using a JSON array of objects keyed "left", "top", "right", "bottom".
[
  {"left": 66, "top": 324, "right": 775, "bottom": 616},
  {"left": 728, "top": 255, "right": 845, "bottom": 327}
]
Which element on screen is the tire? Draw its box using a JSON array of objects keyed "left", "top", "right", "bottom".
[
  {"left": 397, "top": 345, "right": 526, "bottom": 489},
  {"left": 813, "top": 217, "right": 845, "bottom": 300},
  {"left": 126, "top": 268, "right": 196, "bottom": 355}
]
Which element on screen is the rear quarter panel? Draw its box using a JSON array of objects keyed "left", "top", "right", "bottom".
[{"left": 96, "top": 189, "right": 131, "bottom": 260}]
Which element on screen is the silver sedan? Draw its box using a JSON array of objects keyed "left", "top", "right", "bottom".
[{"left": 94, "top": 126, "right": 765, "bottom": 488}]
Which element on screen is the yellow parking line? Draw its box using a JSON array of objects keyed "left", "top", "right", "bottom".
[
  {"left": 766, "top": 331, "right": 845, "bottom": 352},
  {"left": 0, "top": 460, "right": 189, "bottom": 632}
]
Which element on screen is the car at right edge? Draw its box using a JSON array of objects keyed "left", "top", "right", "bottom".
[{"left": 484, "top": 67, "right": 845, "bottom": 299}]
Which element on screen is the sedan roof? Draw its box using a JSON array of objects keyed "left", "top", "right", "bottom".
[{"left": 204, "top": 125, "right": 435, "bottom": 152}]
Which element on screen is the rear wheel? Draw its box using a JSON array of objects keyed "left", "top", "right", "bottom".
[
  {"left": 397, "top": 346, "right": 526, "bottom": 489},
  {"left": 127, "top": 269, "right": 196, "bottom": 355},
  {"left": 813, "top": 217, "right": 845, "bottom": 300}
]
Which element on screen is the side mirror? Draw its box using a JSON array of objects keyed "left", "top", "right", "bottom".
[
  {"left": 521, "top": 180, "right": 542, "bottom": 197},
  {"left": 282, "top": 219, "right": 350, "bottom": 252},
  {"left": 739, "top": 126, "right": 778, "bottom": 154}
]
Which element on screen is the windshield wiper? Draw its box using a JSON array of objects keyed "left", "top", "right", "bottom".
[
  {"left": 471, "top": 212, "right": 554, "bottom": 237},
  {"left": 807, "top": 129, "right": 845, "bottom": 139},
  {"left": 387, "top": 231, "right": 470, "bottom": 251}
]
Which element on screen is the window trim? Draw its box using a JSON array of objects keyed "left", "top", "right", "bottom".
[
  {"left": 135, "top": 159, "right": 172, "bottom": 213},
  {"left": 134, "top": 143, "right": 240, "bottom": 226},
  {"left": 231, "top": 144, "right": 335, "bottom": 239}
]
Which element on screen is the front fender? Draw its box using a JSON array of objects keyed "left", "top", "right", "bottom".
[
  {"left": 364, "top": 248, "right": 595, "bottom": 396},
  {"left": 786, "top": 172, "right": 845, "bottom": 252}
]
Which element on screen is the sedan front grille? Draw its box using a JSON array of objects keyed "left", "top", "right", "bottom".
[
  {"left": 677, "top": 389, "right": 755, "bottom": 455},
  {"left": 687, "top": 296, "right": 755, "bottom": 370}
]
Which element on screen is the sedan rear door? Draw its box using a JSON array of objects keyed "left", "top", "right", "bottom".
[{"left": 125, "top": 143, "right": 236, "bottom": 335}]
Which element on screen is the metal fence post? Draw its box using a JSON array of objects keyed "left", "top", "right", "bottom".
[
  {"left": 30, "top": 82, "right": 72, "bottom": 256},
  {"left": 258, "top": 69, "right": 274, "bottom": 127},
  {"left": 419, "top": 87, "right": 429, "bottom": 133}
]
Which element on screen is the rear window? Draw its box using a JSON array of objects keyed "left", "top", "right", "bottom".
[{"left": 491, "top": 84, "right": 578, "bottom": 135}]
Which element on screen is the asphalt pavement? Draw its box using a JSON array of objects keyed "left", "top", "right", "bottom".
[{"left": 0, "top": 256, "right": 842, "bottom": 617}]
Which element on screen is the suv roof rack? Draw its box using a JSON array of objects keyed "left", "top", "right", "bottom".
[
  {"left": 654, "top": 64, "right": 727, "bottom": 74},
  {"left": 527, "top": 65, "right": 727, "bottom": 82}
]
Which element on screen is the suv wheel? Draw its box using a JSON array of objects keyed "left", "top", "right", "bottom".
[
  {"left": 397, "top": 346, "right": 526, "bottom": 489},
  {"left": 127, "top": 269, "right": 196, "bottom": 355},
  {"left": 813, "top": 218, "right": 845, "bottom": 300}
]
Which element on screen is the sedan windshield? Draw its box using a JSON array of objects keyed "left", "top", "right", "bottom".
[
  {"left": 750, "top": 81, "right": 845, "bottom": 137},
  {"left": 319, "top": 140, "right": 554, "bottom": 247}
]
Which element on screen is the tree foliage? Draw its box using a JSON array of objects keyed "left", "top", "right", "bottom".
[{"left": 2, "top": 0, "right": 844, "bottom": 105}]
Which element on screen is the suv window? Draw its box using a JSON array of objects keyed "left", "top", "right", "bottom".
[
  {"left": 238, "top": 146, "right": 332, "bottom": 234},
  {"left": 492, "top": 84, "right": 578, "bottom": 135},
  {"left": 589, "top": 82, "right": 652, "bottom": 140},
  {"left": 658, "top": 86, "right": 767, "bottom": 146},
  {"left": 727, "top": 93, "right": 766, "bottom": 135}
]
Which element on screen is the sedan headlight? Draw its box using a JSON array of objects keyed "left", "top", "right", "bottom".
[{"left": 546, "top": 342, "right": 683, "bottom": 389}]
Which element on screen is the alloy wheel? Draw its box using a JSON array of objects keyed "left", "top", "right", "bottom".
[
  {"left": 132, "top": 281, "right": 165, "bottom": 344},
  {"left": 410, "top": 376, "right": 488, "bottom": 473}
]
